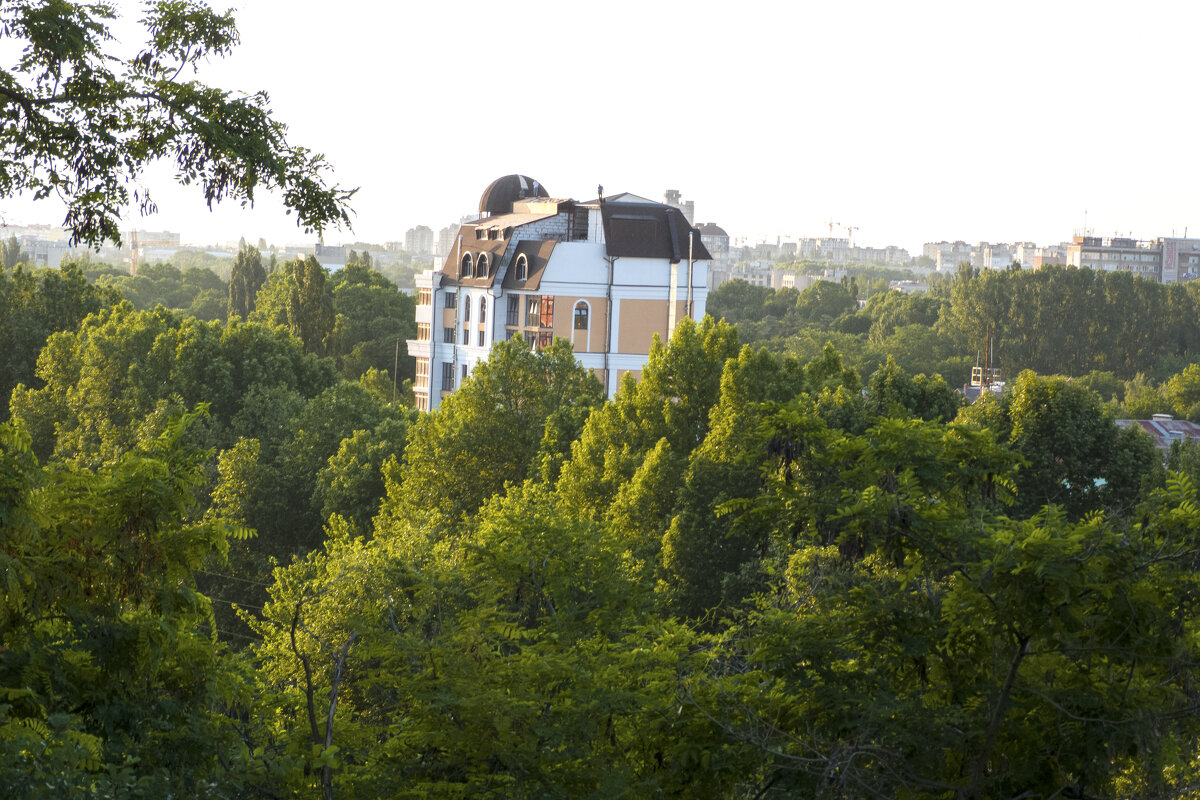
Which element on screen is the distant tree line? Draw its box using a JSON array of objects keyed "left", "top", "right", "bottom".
[{"left": 711, "top": 264, "right": 1200, "bottom": 388}]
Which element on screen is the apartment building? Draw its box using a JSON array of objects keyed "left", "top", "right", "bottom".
[{"left": 407, "top": 175, "right": 710, "bottom": 412}]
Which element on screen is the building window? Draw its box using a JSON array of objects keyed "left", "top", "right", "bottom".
[
  {"left": 461, "top": 253, "right": 473, "bottom": 277},
  {"left": 478, "top": 329, "right": 485, "bottom": 346},
  {"left": 444, "top": 291, "right": 456, "bottom": 309},
  {"left": 417, "top": 287, "right": 432, "bottom": 306},
  {"left": 443, "top": 326, "right": 455, "bottom": 343},
  {"left": 417, "top": 322, "right": 431, "bottom": 341},
  {"left": 479, "top": 297, "right": 487, "bottom": 325},
  {"left": 573, "top": 301, "right": 588, "bottom": 330},
  {"left": 538, "top": 330, "right": 553, "bottom": 349},
  {"left": 416, "top": 394, "right": 428, "bottom": 412},
  {"left": 478, "top": 253, "right": 489, "bottom": 277},
  {"left": 540, "top": 295, "right": 554, "bottom": 328},
  {"left": 515, "top": 253, "right": 529, "bottom": 281},
  {"left": 463, "top": 299, "right": 471, "bottom": 323},
  {"left": 525, "top": 296, "right": 540, "bottom": 326},
  {"left": 441, "top": 362, "right": 454, "bottom": 391},
  {"left": 507, "top": 295, "right": 519, "bottom": 325},
  {"left": 461, "top": 363, "right": 468, "bottom": 382},
  {"left": 415, "top": 358, "right": 429, "bottom": 388}
]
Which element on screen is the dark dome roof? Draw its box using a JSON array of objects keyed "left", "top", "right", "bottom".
[
  {"left": 698, "top": 222, "right": 728, "bottom": 237},
  {"left": 478, "top": 174, "right": 550, "bottom": 216}
]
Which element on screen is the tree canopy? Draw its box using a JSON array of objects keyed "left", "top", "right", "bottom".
[{"left": 6, "top": 247, "right": 1200, "bottom": 797}]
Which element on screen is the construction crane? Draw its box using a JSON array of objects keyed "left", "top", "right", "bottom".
[
  {"left": 844, "top": 224, "right": 859, "bottom": 247},
  {"left": 826, "top": 219, "right": 839, "bottom": 237}
]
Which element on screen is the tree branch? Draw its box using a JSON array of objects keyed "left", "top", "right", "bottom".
[
  {"left": 968, "top": 633, "right": 1029, "bottom": 799},
  {"left": 322, "top": 631, "right": 359, "bottom": 800},
  {"left": 289, "top": 597, "right": 321, "bottom": 748}
]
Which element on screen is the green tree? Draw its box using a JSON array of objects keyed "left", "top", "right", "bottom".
[
  {"left": 227, "top": 243, "right": 267, "bottom": 319},
  {"left": 0, "top": 412, "right": 269, "bottom": 796},
  {"left": 386, "top": 337, "right": 603, "bottom": 533},
  {"left": 658, "top": 346, "right": 804, "bottom": 617},
  {"left": 249, "top": 480, "right": 740, "bottom": 799},
  {"left": 692, "top": 463, "right": 1200, "bottom": 798},
  {"left": 706, "top": 278, "right": 773, "bottom": 323},
  {"left": 1162, "top": 362, "right": 1200, "bottom": 421},
  {"left": 9, "top": 305, "right": 338, "bottom": 465},
  {"left": 0, "top": 262, "right": 121, "bottom": 419},
  {"left": 92, "top": 261, "right": 230, "bottom": 321},
  {"left": 315, "top": 415, "right": 413, "bottom": 533},
  {"left": 0, "top": 0, "right": 351, "bottom": 246},
  {"left": 329, "top": 260, "right": 416, "bottom": 382},
  {"left": 865, "top": 355, "right": 962, "bottom": 423},
  {"left": 958, "top": 371, "right": 1161, "bottom": 518},
  {"left": 557, "top": 316, "right": 741, "bottom": 519},
  {"left": 285, "top": 255, "right": 336, "bottom": 355},
  {"left": 793, "top": 279, "right": 858, "bottom": 326},
  {"left": 1, "top": 235, "right": 28, "bottom": 269}
]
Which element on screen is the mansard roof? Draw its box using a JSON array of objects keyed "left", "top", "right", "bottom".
[{"left": 600, "top": 201, "right": 712, "bottom": 261}]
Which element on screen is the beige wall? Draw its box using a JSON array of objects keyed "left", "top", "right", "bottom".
[
  {"left": 549, "top": 295, "right": 608, "bottom": 353},
  {"left": 618, "top": 299, "right": 671, "bottom": 353},
  {"left": 618, "top": 299, "right": 666, "bottom": 353},
  {"left": 618, "top": 299, "right": 692, "bottom": 353}
]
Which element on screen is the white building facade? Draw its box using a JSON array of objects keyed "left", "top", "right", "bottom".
[{"left": 407, "top": 175, "right": 711, "bottom": 412}]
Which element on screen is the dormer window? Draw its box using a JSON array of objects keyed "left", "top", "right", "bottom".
[
  {"left": 477, "top": 253, "right": 489, "bottom": 277},
  {"left": 515, "top": 253, "right": 529, "bottom": 281},
  {"left": 461, "top": 253, "right": 473, "bottom": 278},
  {"left": 474, "top": 229, "right": 485, "bottom": 240}
]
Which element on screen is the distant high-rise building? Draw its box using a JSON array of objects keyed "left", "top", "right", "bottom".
[
  {"left": 923, "top": 241, "right": 974, "bottom": 271},
  {"left": 436, "top": 224, "right": 458, "bottom": 258},
  {"left": 1066, "top": 235, "right": 1200, "bottom": 284},
  {"left": 698, "top": 223, "right": 732, "bottom": 285},
  {"left": 405, "top": 225, "right": 434, "bottom": 255},
  {"left": 663, "top": 189, "right": 696, "bottom": 225}
]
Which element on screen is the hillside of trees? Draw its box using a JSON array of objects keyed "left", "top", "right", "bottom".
[{"left": 7, "top": 252, "right": 1200, "bottom": 797}]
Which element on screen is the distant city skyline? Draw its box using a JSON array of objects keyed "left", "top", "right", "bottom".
[{"left": 2, "top": 1, "right": 1197, "bottom": 257}]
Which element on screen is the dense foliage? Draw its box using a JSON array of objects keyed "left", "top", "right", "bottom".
[
  {"left": 88, "top": 261, "right": 229, "bottom": 321},
  {"left": 7, "top": 246, "right": 1200, "bottom": 797},
  {"left": 0, "top": 262, "right": 121, "bottom": 418}
]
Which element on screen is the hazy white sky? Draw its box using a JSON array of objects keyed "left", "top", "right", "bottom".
[{"left": 4, "top": 0, "right": 1199, "bottom": 254}]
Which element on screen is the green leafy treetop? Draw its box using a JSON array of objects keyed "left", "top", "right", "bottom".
[
  {"left": 1, "top": 235, "right": 29, "bottom": 269},
  {"left": 0, "top": 0, "right": 353, "bottom": 247}
]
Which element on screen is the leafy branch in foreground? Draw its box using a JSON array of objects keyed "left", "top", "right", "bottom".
[{"left": 0, "top": 0, "right": 354, "bottom": 246}]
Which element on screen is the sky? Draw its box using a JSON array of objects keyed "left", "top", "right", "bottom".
[{"left": 3, "top": 0, "right": 1200, "bottom": 255}]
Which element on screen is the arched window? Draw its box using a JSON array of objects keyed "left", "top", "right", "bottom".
[
  {"left": 477, "top": 253, "right": 489, "bottom": 277},
  {"left": 461, "top": 253, "right": 473, "bottom": 278},
  {"left": 479, "top": 297, "right": 487, "bottom": 326},
  {"left": 463, "top": 298, "right": 471, "bottom": 322},
  {"left": 515, "top": 253, "right": 529, "bottom": 281},
  {"left": 573, "top": 300, "right": 589, "bottom": 330}
]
